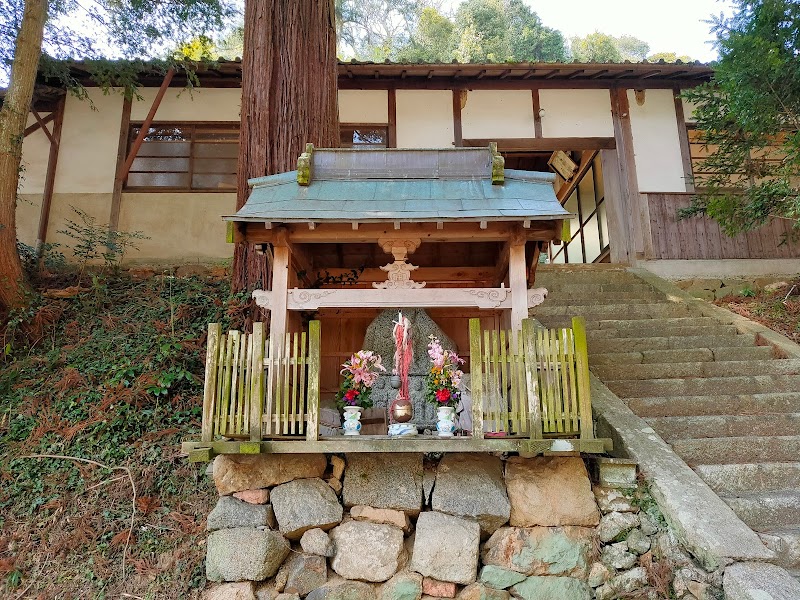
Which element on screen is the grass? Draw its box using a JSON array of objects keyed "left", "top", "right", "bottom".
[
  {"left": 714, "top": 277, "right": 800, "bottom": 343},
  {"left": 0, "top": 270, "right": 249, "bottom": 599}
]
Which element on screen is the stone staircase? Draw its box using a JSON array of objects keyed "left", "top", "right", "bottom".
[{"left": 533, "top": 265, "right": 800, "bottom": 576}]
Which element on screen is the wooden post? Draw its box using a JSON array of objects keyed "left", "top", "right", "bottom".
[
  {"left": 35, "top": 95, "right": 65, "bottom": 252},
  {"left": 202, "top": 323, "right": 221, "bottom": 442},
  {"left": 306, "top": 320, "right": 321, "bottom": 441},
  {"left": 572, "top": 316, "right": 594, "bottom": 439},
  {"left": 509, "top": 241, "right": 528, "bottom": 333},
  {"left": 522, "top": 318, "right": 543, "bottom": 439},
  {"left": 249, "top": 322, "right": 265, "bottom": 443},
  {"left": 468, "top": 318, "right": 484, "bottom": 439},
  {"left": 270, "top": 245, "right": 290, "bottom": 354},
  {"left": 673, "top": 88, "right": 695, "bottom": 193},
  {"left": 452, "top": 89, "right": 463, "bottom": 147},
  {"left": 110, "top": 96, "right": 132, "bottom": 231}
]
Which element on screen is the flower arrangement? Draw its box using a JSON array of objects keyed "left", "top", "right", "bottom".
[
  {"left": 425, "top": 335, "right": 465, "bottom": 409},
  {"left": 336, "top": 350, "right": 386, "bottom": 410}
]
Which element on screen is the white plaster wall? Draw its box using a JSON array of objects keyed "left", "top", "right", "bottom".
[
  {"left": 539, "top": 90, "right": 614, "bottom": 137},
  {"left": 117, "top": 193, "right": 235, "bottom": 263},
  {"left": 396, "top": 90, "right": 454, "bottom": 148},
  {"left": 54, "top": 91, "right": 122, "bottom": 194},
  {"left": 461, "top": 90, "right": 535, "bottom": 139},
  {"left": 18, "top": 114, "right": 51, "bottom": 194},
  {"left": 628, "top": 89, "right": 686, "bottom": 192},
  {"left": 339, "top": 90, "right": 388, "bottom": 123},
  {"left": 17, "top": 194, "right": 42, "bottom": 246},
  {"left": 130, "top": 87, "right": 241, "bottom": 121}
]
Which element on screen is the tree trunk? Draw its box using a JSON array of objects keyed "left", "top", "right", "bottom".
[
  {"left": 0, "top": 0, "right": 48, "bottom": 312},
  {"left": 233, "top": 0, "right": 339, "bottom": 293}
]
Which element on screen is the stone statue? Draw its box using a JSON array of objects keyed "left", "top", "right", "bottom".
[{"left": 362, "top": 308, "right": 457, "bottom": 429}]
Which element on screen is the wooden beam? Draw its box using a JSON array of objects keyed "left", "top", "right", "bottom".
[
  {"left": 241, "top": 221, "right": 560, "bottom": 244},
  {"left": 463, "top": 137, "right": 615, "bottom": 151},
  {"left": 509, "top": 242, "right": 528, "bottom": 332},
  {"left": 319, "top": 266, "right": 494, "bottom": 284},
  {"left": 610, "top": 88, "right": 647, "bottom": 258},
  {"left": 387, "top": 88, "right": 397, "bottom": 148},
  {"left": 119, "top": 68, "right": 175, "bottom": 182},
  {"left": 35, "top": 96, "right": 65, "bottom": 251},
  {"left": 452, "top": 89, "right": 463, "bottom": 147},
  {"left": 24, "top": 111, "right": 55, "bottom": 137},
  {"left": 31, "top": 109, "right": 54, "bottom": 144},
  {"left": 556, "top": 150, "right": 599, "bottom": 203},
  {"left": 673, "top": 88, "right": 695, "bottom": 193},
  {"left": 531, "top": 90, "right": 543, "bottom": 138},
  {"left": 109, "top": 95, "right": 133, "bottom": 231},
  {"left": 270, "top": 246, "right": 290, "bottom": 354},
  {"left": 527, "top": 242, "right": 542, "bottom": 287}
]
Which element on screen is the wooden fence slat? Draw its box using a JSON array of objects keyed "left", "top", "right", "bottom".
[
  {"left": 264, "top": 335, "right": 275, "bottom": 436},
  {"left": 565, "top": 328, "right": 579, "bottom": 434},
  {"left": 514, "top": 331, "right": 526, "bottom": 435},
  {"left": 243, "top": 333, "right": 253, "bottom": 435},
  {"left": 573, "top": 316, "right": 594, "bottom": 439},
  {"left": 227, "top": 330, "right": 241, "bottom": 436},
  {"left": 306, "top": 323, "right": 319, "bottom": 441},
  {"left": 498, "top": 329, "right": 508, "bottom": 433},
  {"left": 291, "top": 332, "right": 300, "bottom": 435},
  {"left": 468, "top": 319, "right": 485, "bottom": 440},
  {"left": 557, "top": 328, "right": 571, "bottom": 433},
  {"left": 214, "top": 333, "right": 227, "bottom": 437},
  {"left": 249, "top": 323, "right": 265, "bottom": 441},
  {"left": 219, "top": 333, "right": 234, "bottom": 436},
  {"left": 202, "top": 323, "right": 221, "bottom": 442},
  {"left": 299, "top": 331, "right": 308, "bottom": 436},
  {"left": 522, "top": 319, "right": 543, "bottom": 439},
  {"left": 283, "top": 333, "right": 291, "bottom": 435}
]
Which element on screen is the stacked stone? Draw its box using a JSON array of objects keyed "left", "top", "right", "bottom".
[
  {"left": 590, "top": 481, "right": 724, "bottom": 600},
  {"left": 201, "top": 452, "right": 720, "bottom": 600}
]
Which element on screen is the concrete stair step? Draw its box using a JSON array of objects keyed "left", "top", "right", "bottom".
[
  {"left": 713, "top": 346, "right": 776, "bottom": 361},
  {"left": 587, "top": 323, "right": 741, "bottom": 340},
  {"left": 591, "top": 348, "right": 714, "bottom": 365},
  {"left": 595, "top": 359, "right": 800, "bottom": 381},
  {"left": 757, "top": 527, "right": 800, "bottom": 571},
  {"left": 544, "top": 296, "right": 663, "bottom": 306},
  {"left": 723, "top": 490, "right": 800, "bottom": 530},
  {"left": 608, "top": 374, "right": 800, "bottom": 398},
  {"left": 535, "top": 302, "right": 691, "bottom": 320},
  {"left": 671, "top": 435, "right": 800, "bottom": 465},
  {"left": 694, "top": 463, "right": 800, "bottom": 494},
  {"left": 589, "top": 334, "right": 756, "bottom": 353},
  {"left": 647, "top": 414, "right": 800, "bottom": 440},
  {"left": 545, "top": 288, "right": 664, "bottom": 301},
  {"left": 535, "top": 268, "right": 636, "bottom": 284},
  {"left": 626, "top": 393, "right": 800, "bottom": 417}
]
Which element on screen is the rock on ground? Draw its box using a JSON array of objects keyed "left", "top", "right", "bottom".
[
  {"left": 422, "top": 578, "right": 456, "bottom": 598},
  {"left": 276, "top": 553, "right": 327, "bottom": 597},
  {"left": 481, "top": 526, "right": 594, "bottom": 578},
  {"left": 593, "top": 487, "right": 636, "bottom": 514},
  {"left": 504, "top": 457, "right": 599, "bottom": 527},
  {"left": 457, "top": 582, "right": 510, "bottom": 600},
  {"left": 409, "top": 511, "right": 480, "bottom": 585},
  {"left": 271, "top": 478, "right": 343, "bottom": 539},
  {"left": 350, "top": 505, "right": 412, "bottom": 533},
  {"left": 206, "top": 528, "right": 290, "bottom": 582},
  {"left": 201, "top": 582, "right": 257, "bottom": 600},
  {"left": 331, "top": 520, "right": 407, "bottom": 582},
  {"left": 379, "top": 571, "right": 423, "bottom": 600},
  {"left": 478, "top": 565, "right": 526, "bottom": 590},
  {"left": 509, "top": 576, "right": 592, "bottom": 600},
  {"left": 306, "top": 580, "right": 376, "bottom": 600},
  {"left": 214, "top": 454, "right": 327, "bottom": 495},
  {"left": 431, "top": 454, "right": 510, "bottom": 535},
  {"left": 301, "top": 528, "right": 335, "bottom": 557},
  {"left": 597, "top": 511, "right": 640, "bottom": 543},
  {"left": 207, "top": 496, "right": 274, "bottom": 531},
  {"left": 600, "top": 542, "right": 637, "bottom": 571},
  {"left": 343, "top": 454, "right": 423, "bottom": 516}
]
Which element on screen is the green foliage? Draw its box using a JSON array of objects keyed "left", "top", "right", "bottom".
[
  {"left": 571, "top": 31, "right": 653, "bottom": 63},
  {"left": 16, "top": 241, "right": 66, "bottom": 278},
  {"left": 395, "top": 7, "right": 456, "bottom": 62},
  {"left": 56, "top": 207, "right": 149, "bottom": 279},
  {"left": 681, "top": 0, "right": 800, "bottom": 238},
  {"left": 0, "top": 274, "right": 237, "bottom": 597},
  {"left": 647, "top": 51, "right": 693, "bottom": 63}
]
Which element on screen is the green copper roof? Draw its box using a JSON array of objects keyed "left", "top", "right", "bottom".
[{"left": 227, "top": 147, "right": 568, "bottom": 224}]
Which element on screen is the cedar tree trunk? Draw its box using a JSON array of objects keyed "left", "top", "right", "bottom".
[
  {"left": 233, "top": 0, "right": 339, "bottom": 292},
  {"left": 0, "top": 0, "right": 47, "bottom": 312}
]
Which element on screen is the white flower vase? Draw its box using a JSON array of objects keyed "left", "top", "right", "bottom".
[
  {"left": 436, "top": 406, "right": 456, "bottom": 437},
  {"left": 342, "top": 406, "right": 362, "bottom": 436}
]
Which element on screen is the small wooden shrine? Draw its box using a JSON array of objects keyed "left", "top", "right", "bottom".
[{"left": 183, "top": 144, "right": 611, "bottom": 460}]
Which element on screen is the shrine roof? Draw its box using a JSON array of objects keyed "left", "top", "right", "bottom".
[{"left": 227, "top": 147, "right": 569, "bottom": 224}]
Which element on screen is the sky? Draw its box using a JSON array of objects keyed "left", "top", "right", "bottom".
[{"left": 444, "top": 0, "right": 736, "bottom": 63}]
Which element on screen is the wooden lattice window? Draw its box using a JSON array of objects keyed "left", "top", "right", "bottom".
[
  {"left": 125, "top": 123, "right": 239, "bottom": 191},
  {"left": 340, "top": 125, "right": 388, "bottom": 149}
]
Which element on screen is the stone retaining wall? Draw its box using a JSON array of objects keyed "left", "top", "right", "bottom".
[{"left": 201, "top": 453, "right": 723, "bottom": 600}]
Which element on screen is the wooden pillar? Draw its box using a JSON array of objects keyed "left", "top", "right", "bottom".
[
  {"left": 270, "top": 245, "right": 290, "bottom": 354},
  {"left": 35, "top": 95, "right": 65, "bottom": 252},
  {"left": 452, "top": 89, "right": 463, "bottom": 147},
  {"left": 110, "top": 95, "right": 132, "bottom": 231},
  {"left": 509, "top": 241, "right": 528, "bottom": 333},
  {"left": 673, "top": 88, "right": 695, "bottom": 193}
]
